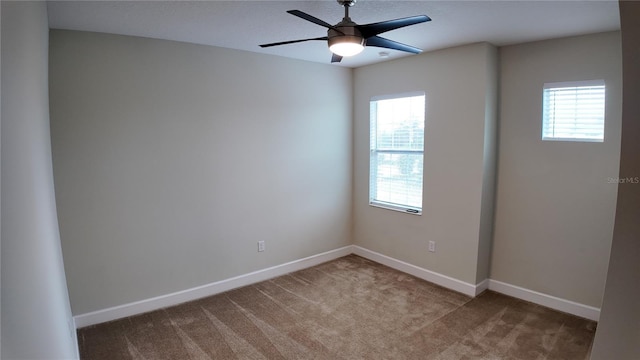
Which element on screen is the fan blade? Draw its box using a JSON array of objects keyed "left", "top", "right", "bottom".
[
  {"left": 287, "top": 10, "right": 344, "bottom": 34},
  {"left": 260, "top": 36, "right": 328, "bottom": 48},
  {"left": 358, "top": 15, "right": 431, "bottom": 38},
  {"left": 365, "top": 36, "right": 422, "bottom": 54},
  {"left": 331, "top": 54, "right": 343, "bottom": 63}
]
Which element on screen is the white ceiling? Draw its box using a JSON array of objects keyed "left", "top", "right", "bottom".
[{"left": 47, "top": 0, "right": 620, "bottom": 68}]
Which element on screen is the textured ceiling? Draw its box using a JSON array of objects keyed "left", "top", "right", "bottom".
[{"left": 47, "top": 1, "right": 620, "bottom": 68}]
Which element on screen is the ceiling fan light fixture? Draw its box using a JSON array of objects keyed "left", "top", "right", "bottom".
[{"left": 328, "top": 36, "right": 364, "bottom": 57}]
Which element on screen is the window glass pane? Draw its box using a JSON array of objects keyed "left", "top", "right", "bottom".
[
  {"left": 369, "top": 93, "right": 425, "bottom": 213},
  {"left": 374, "top": 96, "right": 425, "bottom": 150},
  {"left": 542, "top": 81, "right": 605, "bottom": 142},
  {"left": 371, "top": 153, "right": 423, "bottom": 209}
]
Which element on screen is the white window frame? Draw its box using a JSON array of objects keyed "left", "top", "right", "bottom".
[
  {"left": 369, "top": 92, "right": 425, "bottom": 215},
  {"left": 542, "top": 80, "right": 606, "bottom": 142}
]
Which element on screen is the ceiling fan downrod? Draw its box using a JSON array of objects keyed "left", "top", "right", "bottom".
[{"left": 338, "top": 0, "right": 357, "bottom": 19}]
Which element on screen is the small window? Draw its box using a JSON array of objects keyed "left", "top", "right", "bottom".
[
  {"left": 542, "top": 80, "right": 605, "bottom": 142},
  {"left": 369, "top": 92, "right": 425, "bottom": 215}
]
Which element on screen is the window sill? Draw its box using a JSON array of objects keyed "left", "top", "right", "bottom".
[
  {"left": 369, "top": 201, "right": 422, "bottom": 215},
  {"left": 542, "top": 137, "right": 604, "bottom": 143}
]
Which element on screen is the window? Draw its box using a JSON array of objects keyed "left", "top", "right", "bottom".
[
  {"left": 369, "top": 92, "right": 425, "bottom": 214},
  {"left": 542, "top": 80, "right": 606, "bottom": 142}
]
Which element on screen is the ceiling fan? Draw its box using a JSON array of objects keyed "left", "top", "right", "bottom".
[{"left": 260, "top": 0, "right": 431, "bottom": 63}]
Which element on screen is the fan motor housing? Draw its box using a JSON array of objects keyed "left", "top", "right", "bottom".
[{"left": 328, "top": 19, "right": 365, "bottom": 48}]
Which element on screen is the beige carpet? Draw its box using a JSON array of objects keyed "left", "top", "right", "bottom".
[{"left": 78, "top": 255, "right": 596, "bottom": 359}]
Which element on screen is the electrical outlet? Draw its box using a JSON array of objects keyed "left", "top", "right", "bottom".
[
  {"left": 428, "top": 241, "right": 436, "bottom": 253},
  {"left": 258, "top": 240, "right": 265, "bottom": 252}
]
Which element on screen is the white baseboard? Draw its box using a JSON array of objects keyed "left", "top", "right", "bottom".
[
  {"left": 489, "top": 279, "right": 600, "bottom": 321},
  {"left": 74, "top": 244, "right": 600, "bottom": 328},
  {"left": 475, "top": 278, "right": 490, "bottom": 296},
  {"left": 352, "top": 245, "right": 483, "bottom": 297},
  {"left": 70, "top": 317, "right": 80, "bottom": 359},
  {"left": 74, "top": 246, "right": 353, "bottom": 328},
  {"left": 352, "top": 247, "right": 600, "bottom": 321}
]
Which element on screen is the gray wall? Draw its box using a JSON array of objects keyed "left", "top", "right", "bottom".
[
  {"left": 49, "top": 30, "right": 353, "bottom": 315},
  {"left": 1, "top": 2, "right": 78, "bottom": 359},
  {"left": 352, "top": 43, "right": 497, "bottom": 285},
  {"left": 476, "top": 46, "right": 499, "bottom": 283},
  {"left": 1, "top": 1, "right": 3, "bottom": 352},
  {"left": 491, "top": 32, "right": 622, "bottom": 307},
  {"left": 591, "top": 1, "right": 640, "bottom": 357}
]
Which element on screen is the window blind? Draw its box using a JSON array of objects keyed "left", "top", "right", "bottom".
[
  {"left": 369, "top": 93, "right": 425, "bottom": 214},
  {"left": 542, "top": 80, "right": 605, "bottom": 142}
]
